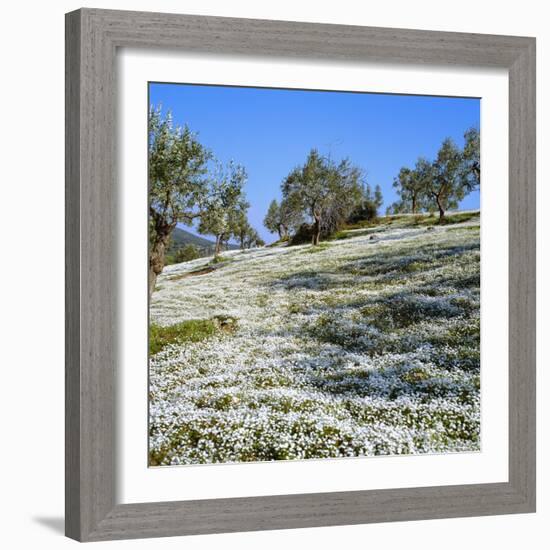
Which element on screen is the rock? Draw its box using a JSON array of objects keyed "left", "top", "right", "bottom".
[{"left": 212, "top": 315, "right": 238, "bottom": 332}]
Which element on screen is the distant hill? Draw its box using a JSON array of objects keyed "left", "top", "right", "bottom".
[{"left": 166, "top": 227, "right": 240, "bottom": 258}]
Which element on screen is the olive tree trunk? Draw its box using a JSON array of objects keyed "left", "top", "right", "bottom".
[
  {"left": 473, "top": 163, "right": 480, "bottom": 182},
  {"left": 312, "top": 217, "right": 321, "bottom": 246},
  {"left": 214, "top": 235, "right": 222, "bottom": 257},
  {"left": 149, "top": 216, "right": 176, "bottom": 300},
  {"left": 435, "top": 195, "right": 445, "bottom": 222}
]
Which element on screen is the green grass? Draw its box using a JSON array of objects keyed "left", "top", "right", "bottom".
[
  {"left": 344, "top": 218, "right": 381, "bottom": 230},
  {"left": 303, "top": 242, "right": 331, "bottom": 253},
  {"left": 289, "top": 211, "right": 479, "bottom": 245},
  {"left": 329, "top": 230, "right": 351, "bottom": 240},
  {"left": 149, "top": 319, "right": 219, "bottom": 355},
  {"left": 329, "top": 228, "right": 379, "bottom": 240},
  {"left": 168, "top": 266, "right": 215, "bottom": 281},
  {"left": 446, "top": 224, "right": 480, "bottom": 232},
  {"left": 416, "top": 211, "right": 479, "bottom": 226},
  {"left": 267, "top": 236, "right": 290, "bottom": 247},
  {"left": 334, "top": 211, "right": 478, "bottom": 238},
  {"left": 210, "top": 255, "right": 233, "bottom": 265}
]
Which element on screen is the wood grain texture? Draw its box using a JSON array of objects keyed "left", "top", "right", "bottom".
[
  {"left": 65, "top": 8, "right": 536, "bottom": 542},
  {"left": 66, "top": 8, "right": 117, "bottom": 540},
  {"left": 508, "top": 41, "right": 536, "bottom": 508},
  {"left": 65, "top": 9, "right": 81, "bottom": 541},
  {"left": 85, "top": 8, "right": 532, "bottom": 67}
]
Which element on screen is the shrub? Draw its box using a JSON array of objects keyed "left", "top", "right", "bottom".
[
  {"left": 347, "top": 200, "right": 378, "bottom": 224},
  {"left": 165, "top": 244, "right": 205, "bottom": 265},
  {"left": 289, "top": 223, "right": 335, "bottom": 245},
  {"left": 174, "top": 244, "right": 200, "bottom": 263},
  {"left": 267, "top": 235, "right": 290, "bottom": 247},
  {"left": 209, "top": 255, "right": 232, "bottom": 265},
  {"left": 289, "top": 223, "right": 315, "bottom": 245}
]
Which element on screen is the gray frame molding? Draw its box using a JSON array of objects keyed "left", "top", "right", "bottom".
[{"left": 65, "top": 8, "right": 536, "bottom": 542}]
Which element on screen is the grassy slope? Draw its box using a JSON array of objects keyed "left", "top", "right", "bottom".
[{"left": 149, "top": 212, "right": 481, "bottom": 465}]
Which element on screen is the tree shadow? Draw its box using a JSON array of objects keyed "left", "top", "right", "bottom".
[
  {"left": 266, "top": 270, "right": 344, "bottom": 291},
  {"left": 251, "top": 234, "right": 480, "bottom": 400},
  {"left": 339, "top": 240, "right": 479, "bottom": 279}
]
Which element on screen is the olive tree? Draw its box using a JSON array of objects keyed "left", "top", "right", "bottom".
[
  {"left": 233, "top": 210, "right": 264, "bottom": 251},
  {"left": 243, "top": 227, "right": 264, "bottom": 249},
  {"left": 374, "top": 184, "right": 384, "bottom": 210},
  {"left": 282, "top": 150, "right": 362, "bottom": 245},
  {"left": 263, "top": 199, "right": 283, "bottom": 238},
  {"left": 425, "top": 138, "right": 465, "bottom": 221},
  {"left": 392, "top": 158, "right": 432, "bottom": 214},
  {"left": 348, "top": 182, "right": 380, "bottom": 223},
  {"left": 198, "top": 162, "right": 248, "bottom": 258},
  {"left": 391, "top": 131, "right": 480, "bottom": 221},
  {"left": 148, "top": 106, "right": 211, "bottom": 297},
  {"left": 233, "top": 210, "right": 251, "bottom": 250},
  {"left": 263, "top": 197, "right": 302, "bottom": 239}
]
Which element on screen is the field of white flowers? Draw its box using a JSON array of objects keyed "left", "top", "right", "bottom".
[{"left": 149, "top": 213, "right": 481, "bottom": 466}]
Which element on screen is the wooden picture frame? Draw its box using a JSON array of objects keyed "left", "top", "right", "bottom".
[{"left": 65, "top": 8, "right": 536, "bottom": 542}]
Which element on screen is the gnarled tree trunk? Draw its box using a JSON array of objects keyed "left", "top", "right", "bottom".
[
  {"left": 312, "top": 217, "right": 321, "bottom": 246},
  {"left": 472, "top": 162, "right": 480, "bottom": 183},
  {"left": 149, "top": 211, "right": 176, "bottom": 300},
  {"left": 214, "top": 235, "right": 222, "bottom": 257},
  {"left": 435, "top": 194, "right": 445, "bottom": 222}
]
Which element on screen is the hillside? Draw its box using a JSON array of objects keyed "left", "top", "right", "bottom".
[
  {"left": 149, "top": 212, "right": 481, "bottom": 466},
  {"left": 166, "top": 226, "right": 240, "bottom": 258}
]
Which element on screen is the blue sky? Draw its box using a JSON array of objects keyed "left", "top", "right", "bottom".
[{"left": 149, "top": 82, "right": 480, "bottom": 243}]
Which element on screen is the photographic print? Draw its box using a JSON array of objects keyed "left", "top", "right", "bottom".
[{"left": 148, "top": 83, "right": 481, "bottom": 467}]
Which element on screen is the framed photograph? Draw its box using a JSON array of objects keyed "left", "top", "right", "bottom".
[{"left": 65, "top": 8, "right": 536, "bottom": 542}]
